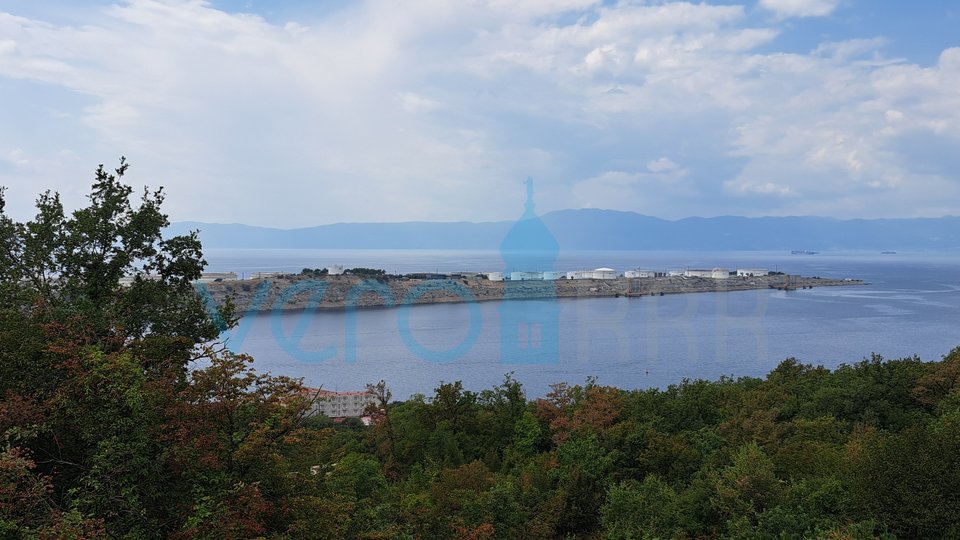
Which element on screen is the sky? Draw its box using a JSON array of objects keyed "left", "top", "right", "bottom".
[{"left": 1, "top": 0, "right": 958, "bottom": 227}]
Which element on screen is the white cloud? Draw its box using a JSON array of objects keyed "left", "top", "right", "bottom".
[
  {"left": 0, "top": 1, "right": 958, "bottom": 224},
  {"left": 398, "top": 92, "right": 443, "bottom": 114},
  {"left": 484, "top": 0, "right": 600, "bottom": 19},
  {"left": 572, "top": 165, "right": 694, "bottom": 215},
  {"left": 759, "top": 0, "right": 841, "bottom": 19},
  {"left": 724, "top": 178, "right": 795, "bottom": 197},
  {"left": 3, "top": 148, "right": 29, "bottom": 167},
  {"left": 647, "top": 157, "right": 679, "bottom": 173},
  {"left": 813, "top": 38, "right": 887, "bottom": 60}
]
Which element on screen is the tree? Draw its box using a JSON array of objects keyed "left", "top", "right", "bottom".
[
  {"left": 846, "top": 415, "right": 960, "bottom": 538},
  {"left": 0, "top": 159, "right": 232, "bottom": 390},
  {"left": 0, "top": 160, "right": 239, "bottom": 537},
  {"left": 711, "top": 442, "right": 782, "bottom": 526},
  {"left": 551, "top": 432, "right": 613, "bottom": 535},
  {"left": 601, "top": 476, "right": 682, "bottom": 539},
  {"left": 164, "top": 349, "right": 316, "bottom": 538},
  {"left": 365, "top": 380, "right": 399, "bottom": 478}
]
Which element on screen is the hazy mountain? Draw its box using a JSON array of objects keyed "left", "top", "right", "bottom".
[{"left": 168, "top": 209, "right": 960, "bottom": 251}]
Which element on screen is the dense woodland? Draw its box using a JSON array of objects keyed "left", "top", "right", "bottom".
[{"left": 2, "top": 163, "right": 960, "bottom": 539}]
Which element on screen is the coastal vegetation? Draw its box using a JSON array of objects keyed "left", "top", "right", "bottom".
[
  {"left": 2, "top": 164, "right": 960, "bottom": 538},
  {"left": 345, "top": 268, "right": 389, "bottom": 278}
]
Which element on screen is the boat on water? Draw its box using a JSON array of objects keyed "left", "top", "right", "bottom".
[{"left": 791, "top": 250, "right": 819, "bottom": 255}]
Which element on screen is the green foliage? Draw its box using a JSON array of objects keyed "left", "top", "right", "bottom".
[
  {"left": 803, "top": 354, "right": 931, "bottom": 429},
  {"left": 712, "top": 442, "right": 782, "bottom": 523},
  {"left": 0, "top": 160, "right": 224, "bottom": 350},
  {"left": 846, "top": 411, "right": 960, "bottom": 538},
  {"left": 345, "top": 267, "right": 387, "bottom": 277},
  {"left": 601, "top": 476, "right": 682, "bottom": 539}
]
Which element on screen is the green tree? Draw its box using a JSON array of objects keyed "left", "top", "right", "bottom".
[
  {"left": 552, "top": 432, "right": 613, "bottom": 535},
  {"left": 601, "top": 475, "right": 683, "bottom": 539},
  {"left": 712, "top": 442, "right": 782, "bottom": 526},
  {"left": 846, "top": 414, "right": 960, "bottom": 538},
  {"left": 0, "top": 160, "right": 239, "bottom": 537},
  {"left": 162, "top": 349, "right": 315, "bottom": 537},
  {"left": 0, "top": 159, "right": 232, "bottom": 394}
]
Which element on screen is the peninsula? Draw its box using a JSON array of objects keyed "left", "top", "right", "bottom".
[{"left": 197, "top": 272, "right": 864, "bottom": 313}]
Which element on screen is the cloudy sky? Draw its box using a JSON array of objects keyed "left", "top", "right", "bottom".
[{"left": 1, "top": 0, "right": 958, "bottom": 227}]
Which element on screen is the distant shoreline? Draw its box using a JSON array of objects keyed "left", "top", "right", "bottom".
[{"left": 197, "top": 273, "right": 866, "bottom": 314}]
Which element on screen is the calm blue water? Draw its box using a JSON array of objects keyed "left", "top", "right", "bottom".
[{"left": 206, "top": 250, "right": 960, "bottom": 399}]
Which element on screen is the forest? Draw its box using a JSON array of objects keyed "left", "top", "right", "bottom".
[{"left": 2, "top": 163, "right": 960, "bottom": 539}]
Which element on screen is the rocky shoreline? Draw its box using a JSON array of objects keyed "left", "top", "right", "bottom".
[{"left": 197, "top": 273, "right": 865, "bottom": 313}]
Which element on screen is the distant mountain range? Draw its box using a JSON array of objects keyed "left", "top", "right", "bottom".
[{"left": 168, "top": 209, "right": 960, "bottom": 251}]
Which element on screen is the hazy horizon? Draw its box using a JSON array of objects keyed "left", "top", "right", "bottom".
[
  {"left": 167, "top": 210, "right": 960, "bottom": 252},
  {"left": 174, "top": 207, "right": 960, "bottom": 230}
]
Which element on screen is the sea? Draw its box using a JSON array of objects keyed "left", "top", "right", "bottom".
[{"left": 203, "top": 249, "right": 960, "bottom": 399}]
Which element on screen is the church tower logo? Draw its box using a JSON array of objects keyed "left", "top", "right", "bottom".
[{"left": 498, "top": 178, "right": 560, "bottom": 364}]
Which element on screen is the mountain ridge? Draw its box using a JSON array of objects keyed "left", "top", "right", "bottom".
[{"left": 168, "top": 209, "right": 960, "bottom": 251}]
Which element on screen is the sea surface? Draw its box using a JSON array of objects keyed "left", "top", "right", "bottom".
[{"left": 204, "top": 249, "right": 960, "bottom": 399}]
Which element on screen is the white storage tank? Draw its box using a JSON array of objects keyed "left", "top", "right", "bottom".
[
  {"left": 625, "top": 269, "right": 658, "bottom": 278},
  {"left": 593, "top": 267, "right": 617, "bottom": 280},
  {"left": 711, "top": 268, "right": 731, "bottom": 279},
  {"left": 197, "top": 272, "right": 239, "bottom": 283},
  {"left": 486, "top": 272, "right": 504, "bottom": 281},
  {"left": 510, "top": 271, "right": 543, "bottom": 281}
]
